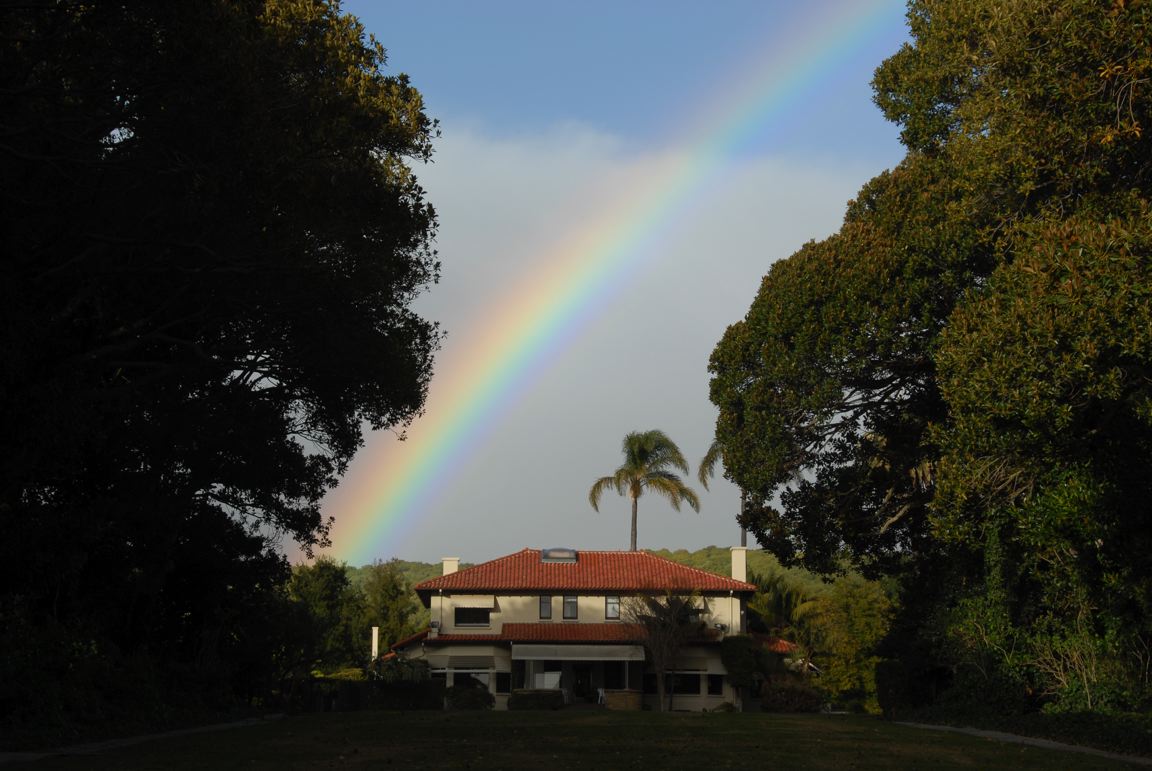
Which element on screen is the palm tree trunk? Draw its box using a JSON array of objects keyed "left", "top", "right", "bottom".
[{"left": 630, "top": 497, "right": 638, "bottom": 551}]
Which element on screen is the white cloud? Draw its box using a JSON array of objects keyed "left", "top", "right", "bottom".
[{"left": 313, "top": 124, "right": 895, "bottom": 565}]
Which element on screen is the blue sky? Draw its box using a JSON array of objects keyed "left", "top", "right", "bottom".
[
  {"left": 359, "top": 1, "right": 907, "bottom": 157},
  {"left": 310, "top": 1, "right": 911, "bottom": 566}
]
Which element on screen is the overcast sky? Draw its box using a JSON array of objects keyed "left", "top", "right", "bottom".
[{"left": 301, "top": 1, "right": 910, "bottom": 566}]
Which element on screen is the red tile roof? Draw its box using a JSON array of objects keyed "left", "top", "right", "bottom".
[
  {"left": 498, "top": 623, "right": 644, "bottom": 642},
  {"left": 751, "top": 634, "right": 799, "bottom": 654},
  {"left": 414, "top": 548, "right": 756, "bottom": 596}
]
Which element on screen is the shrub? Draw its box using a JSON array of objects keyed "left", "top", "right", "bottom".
[
  {"left": 760, "top": 678, "right": 823, "bottom": 713},
  {"left": 507, "top": 690, "right": 565, "bottom": 710},
  {"left": 444, "top": 684, "right": 494, "bottom": 710},
  {"left": 720, "top": 636, "right": 764, "bottom": 689}
]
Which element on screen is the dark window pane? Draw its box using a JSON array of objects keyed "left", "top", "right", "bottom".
[
  {"left": 605, "top": 595, "right": 620, "bottom": 619},
  {"left": 454, "top": 607, "right": 491, "bottom": 626},
  {"left": 671, "top": 673, "right": 702, "bottom": 695},
  {"left": 563, "top": 596, "right": 578, "bottom": 619},
  {"left": 707, "top": 674, "right": 724, "bottom": 695},
  {"left": 539, "top": 595, "right": 552, "bottom": 619}
]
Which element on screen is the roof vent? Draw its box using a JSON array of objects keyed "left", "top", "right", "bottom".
[{"left": 541, "top": 547, "right": 578, "bottom": 563}]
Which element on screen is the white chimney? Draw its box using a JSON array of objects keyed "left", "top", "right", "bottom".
[
  {"left": 442, "top": 556, "right": 460, "bottom": 575},
  {"left": 730, "top": 546, "right": 748, "bottom": 583},
  {"left": 371, "top": 626, "right": 380, "bottom": 660}
]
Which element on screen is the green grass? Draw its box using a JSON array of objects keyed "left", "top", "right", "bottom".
[{"left": 9, "top": 711, "right": 1144, "bottom": 770}]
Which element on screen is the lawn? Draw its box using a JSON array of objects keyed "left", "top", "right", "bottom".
[{"left": 9, "top": 711, "right": 1144, "bottom": 770}]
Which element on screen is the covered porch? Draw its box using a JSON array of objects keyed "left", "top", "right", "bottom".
[{"left": 511, "top": 643, "right": 646, "bottom": 707}]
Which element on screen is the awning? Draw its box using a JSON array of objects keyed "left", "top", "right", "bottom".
[
  {"left": 512, "top": 644, "right": 645, "bottom": 661},
  {"left": 450, "top": 595, "right": 496, "bottom": 608}
]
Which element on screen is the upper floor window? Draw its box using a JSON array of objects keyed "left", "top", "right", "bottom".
[
  {"left": 605, "top": 595, "right": 620, "bottom": 620},
  {"left": 539, "top": 595, "right": 552, "bottom": 620},
  {"left": 563, "top": 595, "right": 578, "bottom": 620},
  {"left": 454, "top": 607, "right": 491, "bottom": 627}
]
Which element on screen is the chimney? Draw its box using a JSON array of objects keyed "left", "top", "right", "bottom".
[
  {"left": 442, "top": 556, "right": 460, "bottom": 575},
  {"left": 730, "top": 546, "right": 748, "bottom": 583}
]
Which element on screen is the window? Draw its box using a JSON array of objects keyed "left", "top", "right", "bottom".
[
  {"left": 563, "top": 595, "right": 578, "bottom": 620},
  {"left": 605, "top": 595, "right": 620, "bottom": 620},
  {"left": 671, "top": 672, "right": 702, "bottom": 695},
  {"left": 539, "top": 595, "right": 552, "bottom": 620},
  {"left": 707, "top": 674, "right": 724, "bottom": 696},
  {"left": 643, "top": 672, "right": 702, "bottom": 694},
  {"left": 452, "top": 671, "right": 489, "bottom": 688},
  {"left": 454, "top": 607, "right": 491, "bottom": 627}
]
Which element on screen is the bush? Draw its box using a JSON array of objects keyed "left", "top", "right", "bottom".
[
  {"left": 760, "top": 678, "right": 823, "bottom": 713},
  {"left": 444, "top": 684, "right": 494, "bottom": 710},
  {"left": 720, "top": 636, "right": 764, "bottom": 689},
  {"left": 507, "top": 690, "right": 566, "bottom": 710}
]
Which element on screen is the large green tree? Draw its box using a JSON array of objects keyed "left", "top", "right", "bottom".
[
  {"left": 708, "top": 0, "right": 1152, "bottom": 711},
  {"left": 0, "top": 0, "right": 439, "bottom": 733},
  {"left": 589, "top": 430, "right": 700, "bottom": 551},
  {"left": 359, "top": 560, "right": 423, "bottom": 650}
]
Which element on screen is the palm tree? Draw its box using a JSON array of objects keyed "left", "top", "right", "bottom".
[
  {"left": 589, "top": 430, "right": 700, "bottom": 551},
  {"left": 698, "top": 439, "right": 749, "bottom": 547}
]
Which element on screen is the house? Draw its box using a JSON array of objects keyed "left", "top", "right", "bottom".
[{"left": 390, "top": 546, "right": 757, "bottom": 710}]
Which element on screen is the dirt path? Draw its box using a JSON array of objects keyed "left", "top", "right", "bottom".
[{"left": 899, "top": 721, "right": 1152, "bottom": 768}]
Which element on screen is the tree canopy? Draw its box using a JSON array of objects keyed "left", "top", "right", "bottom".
[
  {"left": 708, "top": 0, "right": 1152, "bottom": 713},
  {"left": 1, "top": 0, "right": 439, "bottom": 738}
]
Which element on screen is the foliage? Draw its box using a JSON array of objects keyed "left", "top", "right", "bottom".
[
  {"left": 371, "top": 656, "right": 430, "bottom": 684},
  {"left": 720, "top": 636, "right": 768, "bottom": 690},
  {"left": 803, "top": 576, "right": 894, "bottom": 713},
  {"left": 0, "top": 0, "right": 439, "bottom": 743},
  {"left": 589, "top": 430, "right": 701, "bottom": 551},
  {"left": 744, "top": 567, "right": 893, "bottom": 712},
  {"left": 444, "top": 683, "right": 495, "bottom": 710},
  {"left": 698, "top": 439, "right": 751, "bottom": 546},
  {"left": 707, "top": 0, "right": 1152, "bottom": 719},
  {"left": 759, "top": 678, "right": 825, "bottom": 713},
  {"left": 648, "top": 545, "right": 794, "bottom": 581},
  {"left": 622, "top": 592, "right": 705, "bottom": 712},
  {"left": 358, "top": 561, "right": 424, "bottom": 650},
  {"left": 288, "top": 558, "right": 364, "bottom": 672}
]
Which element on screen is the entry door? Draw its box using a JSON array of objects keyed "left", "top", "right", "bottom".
[{"left": 572, "top": 663, "right": 593, "bottom": 701}]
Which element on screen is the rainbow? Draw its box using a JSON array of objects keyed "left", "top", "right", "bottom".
[{"left": 327, "top": 0, "right": 904, "bottom": 565}]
